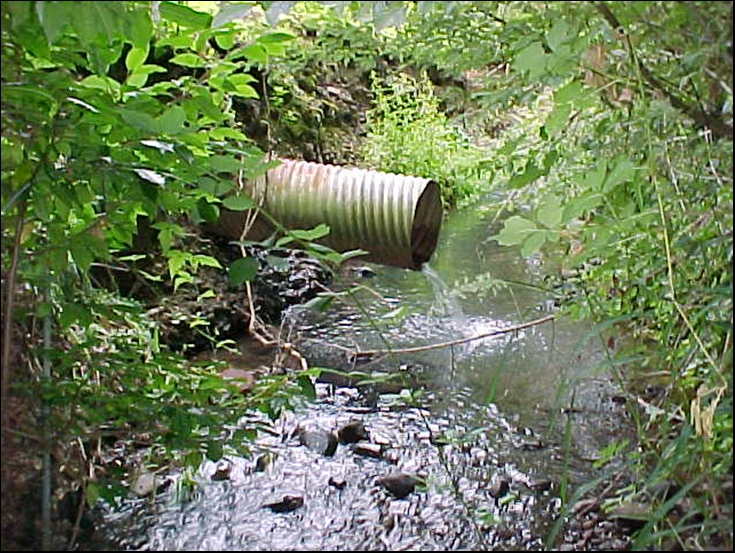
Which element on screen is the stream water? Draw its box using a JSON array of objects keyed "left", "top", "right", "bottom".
[{"left": 90, "top": 198, "right": 630, "bottom": 551}]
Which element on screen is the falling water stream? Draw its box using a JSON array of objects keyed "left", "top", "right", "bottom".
[{"left": 90, "top": 199, "right": 630, "bottom": 551}]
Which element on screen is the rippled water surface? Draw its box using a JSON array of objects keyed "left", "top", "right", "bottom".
[{"left": 92, "top": 201, "right": 629, "bottom": 551}]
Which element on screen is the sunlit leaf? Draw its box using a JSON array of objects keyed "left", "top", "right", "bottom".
[
  {"left": 141, "top": 139, "right": 175, "bottom": 154},
  {"left": 125, "top": 44, "right": 149, "bottom": 71},
  {"left": 536, "top": 194, "right": 563, "bottom": 229},
  {"left": 288, "top": 223, "right": 330, "bottom": 241},
  {"left": 134, "top": 168, "right": 166, "bottom": 186},
  {"left": 257, "top": 31, "right": 296, "bottom": 44},
  {"left": 170, "top": 53, "right": 205, "bottom": 68},
  {"left": 491, "top": 216, "right": 536, "bottom": 247}
]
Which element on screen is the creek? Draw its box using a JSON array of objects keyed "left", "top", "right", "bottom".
[{"left": 90, "top": 196, "right": 630, "bottom": 551}]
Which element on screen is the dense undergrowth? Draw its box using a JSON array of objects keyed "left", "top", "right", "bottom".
[{"left": 1, "top": 1, "right": 732, "bottom": 551}]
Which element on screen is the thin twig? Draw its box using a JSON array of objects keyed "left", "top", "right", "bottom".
[
  {"left": 348, "top": 314, "right": 555, "bottom": 361},
  {"left": 1, "top": 201, "right": 26, "bottom": 405}
]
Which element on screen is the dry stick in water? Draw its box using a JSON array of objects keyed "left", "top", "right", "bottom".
[{"left": 345, "top": 314, "right": 556, "bottom": 362}]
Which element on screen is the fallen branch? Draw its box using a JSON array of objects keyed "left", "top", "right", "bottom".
[{"left": 345, "top": 314, "right": 556, "bottom": 362}]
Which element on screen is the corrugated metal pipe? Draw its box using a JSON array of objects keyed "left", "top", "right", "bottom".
[{"left": 210, "top": 159, "right": 443, "bottom": 270}]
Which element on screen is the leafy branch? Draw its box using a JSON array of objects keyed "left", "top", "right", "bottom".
[{"left": 594, "top": 1, "right": 733, "bottom": 140}]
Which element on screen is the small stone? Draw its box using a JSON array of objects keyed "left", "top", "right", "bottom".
[
  {"left": 328, "top": 476, "right": 347, "bottom": 490},
  {"left": 607, "top": 502, "right": 650, "bottom": 529},
  {"left": 337, "top": 420, "right": 369, "bottom": 444},
  {"left": 529, "top": 478, "right": 553, "bottom": 492},
  {"left": 254, "top": 453, "right": 273, "bottom": 472},
  {"left": 470, "top": 447, "right": 488, "bottom": 466},
  {"left": 496, "top": 525, "right": 514, "bottom": 540},
  {"left": 489, "top": 476, "right": 511, "bottom": 498},
  {"left": 572, "top": 497, "right": 599, "bottom": 515},
  {"left": 130, "top": 471, "right": 159, "bottom": 497},
  {"left": 518, "top": 439, "right": 545, "bottom": 450},
  {"left": 263, "top": 495, "right": 304, "bottom": 513},
  {"left": 211, "top": 461, "right": 231, "bottom": 481},
  {"left": 351, "top": 266, "right": 377, "bottom": 278},
  {"left": 353, "top": 442, "right": 382, "bottom": 458},
  {"left": 220, "top": 368, "right": 256, "bottom": 394},
  {"left": 378, "top": 472, "right": 418, "bottom": 499},
  {"left": 298, "top": 427, "right": 338, "bottom": 457}
]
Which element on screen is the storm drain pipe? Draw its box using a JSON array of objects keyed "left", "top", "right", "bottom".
[{"left": 211, "top": 159, "right": 443, "bottom": 270}]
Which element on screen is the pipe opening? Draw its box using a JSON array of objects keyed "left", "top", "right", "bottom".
[{"left": 410, "top": 180, "right": 443, "bottom": 269}]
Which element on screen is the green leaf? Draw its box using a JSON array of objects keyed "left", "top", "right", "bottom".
[
  {"left": 257, "top": 31, "right": 297, "bottom": 44},
  {"left": 198, "top": 176, "right": 234, "bottom": 196},
  {"left": 195, "top": 198, "right": 220, "bottom": 223},
  {"left": 166, "top": 249, "right": 190, "bottom": 277},
  {"left": 227, "top": 74, "right": 259, "bottom": 99},
  {"left": 231, "top": 44, "right": 268, "bottom": 64},
  {"left": 83, "top": 482, "right": 101, "bottom": 507},
  {"left": 159, "top": 2, "right": 212, "bottom": 30},
  {"left": 192, "top": 89, "right": 225, "bottom": 121},
  {"left": 562, "top": 192, "right": 604, "bottom": 221},
  {"left": 288, "top": 223, "right": 330, "bottom": 242},
  {"left": 555, "top": 80, "right": 583, "bottom": 105},
  {"left": 79, "top": 75, "right": 121, "bottom": 97},
  {"left": 603, "top": 156, "right": 636, "bottom": 192},
  {"left": 206, "top": 440, "right": 223, "bottom": 461},
  {"left": 120, "top": 109, "right": 160, "bottom": 133},
  {"left": 514, "top": 42, "right": 548, "bottom": 78},
  {"left": 520, "top": 229, "right": 549, "bottom": 257},
  {"left": 222, "top": 195, "right": 255, "bottom": 211},
  {"left": 158, "top": 106, "right": 187, "bottom": 135},
  {"left": 491, "top": 216, "right": 537, "bottom": 247},
  {"left": 72, "top": 2, "right": 127, "bottom": 47},
  {"left": 214, "top": 31, "right": 236, "bottom": 50},
  {"left": 508, "top": 162, "right": 545, "bottom": 189},
  {"left": 126, "top": 71, "right": 149, "bottom": 89},
  {"left": 70, "top": 240, "right": 95, "bottom": 273},
  {"left": 59, "top": 302, "right": 93, "bottom": 329},
  {"left": 36, "top": 1, "right": 74, "bottom": 44},
  {"left": 209, "top": 127, "right": 247, "bottom": 141},
  {"left": 228, "top": 257, "right": 258, "bottom": 286},
  {"left": 577, "top": 160, "right": 607, "bottom": 191},
  {"left": 192, "top": 254, "right": 222, "bottom": 269},
  {"left": 544, "top": 102, "right": 571, "bottom": 136},
  {"left": 125, "top": 44, "right": 149, "bottom": 71},
  {"left": 211, "top": 155, "right": 243, "bottom": 173},
  {"left": 547, "top": 20, "right": 569, "bottom": 52},
  {"left": 127, "top": 7, "right": 153, "bottom": 48},
  {"left": 536, "top": 194, "right": 563, "bottom": 229},
  {"left": 170, "top": 53, "right": 205, "bottom": 68}
]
